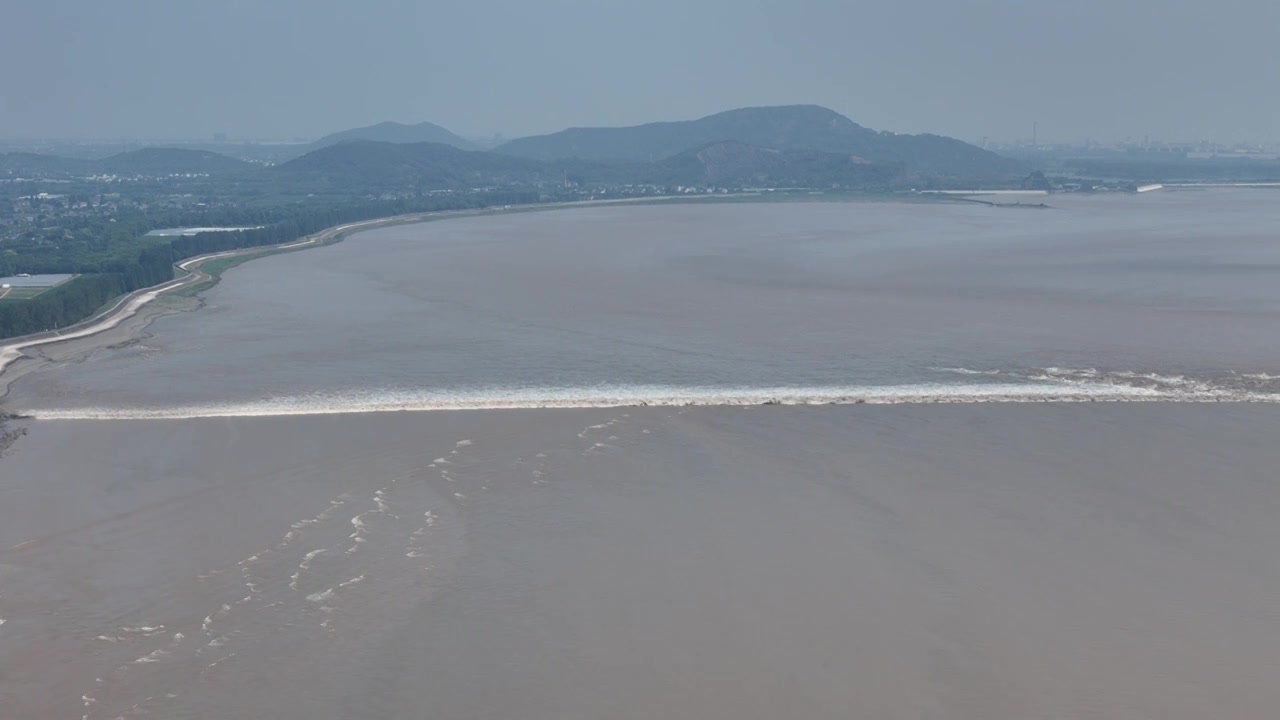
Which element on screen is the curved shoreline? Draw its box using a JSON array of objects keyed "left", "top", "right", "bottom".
[
  {"left": 0, "top": 195, "right": 729, "bottom": 391},
  {"left": 11, "top": 192, "right": 1266, "bottom": 415},
  {"left": 0, "top": 224, "right": 352, "bottom": 380}
]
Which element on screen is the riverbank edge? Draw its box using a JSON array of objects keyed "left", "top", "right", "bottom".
[
  {"left": 0, "top": 194, "right": 770, "bottom": 396},
  {"left": 0, "top": 191, "right": 989, "bottom": 402}
]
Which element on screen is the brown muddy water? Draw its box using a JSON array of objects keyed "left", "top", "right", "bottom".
[{"left": 3, "top": 193, "right": 1280, "bottom": 719}]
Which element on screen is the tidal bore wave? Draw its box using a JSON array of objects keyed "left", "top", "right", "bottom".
[{"left": 20, "top": 372, "right": 1280, "bottom": 420}]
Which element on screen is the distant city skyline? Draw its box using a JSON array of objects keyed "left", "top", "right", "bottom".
[{"left": 3, "top": 1, "right": 1277, "bottom": 146}]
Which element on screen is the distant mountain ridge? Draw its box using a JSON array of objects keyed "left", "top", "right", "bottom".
[
  {"left": 275, "top": 138, "right": 909, "bottom": 191},
  {"left": 657, "top": 141, "right": 902, "bottom": 187},
  {"left": 0, "top": 148, "right": 251, "bottom": 176},
  {"left": 99, "top": 148, "right": 252, "bottom": 174},
  {"left": 0, "top": 152, "right": 95, "bottom": 175},
  {"left": 3, "top": 105, "right": 1021, "bottom": 187},
  {"left": 311, "top": 121, "right": 477, "bottom": 151},
  {"left": 276, "top": 140, "right": 548, "bottom": 187},
  {"left": 498, "top": 105, "right": 1013, "bottom": 177}
]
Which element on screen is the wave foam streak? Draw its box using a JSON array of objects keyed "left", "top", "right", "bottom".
[{"left": 20, "top": 375, "right": 1280, "bottom": 420}]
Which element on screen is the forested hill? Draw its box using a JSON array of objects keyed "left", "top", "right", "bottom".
[
  {"left": 0, "top": 153, "right": 95, "bottom": 175},
  {"left": 656, "top": 142, "right": 902, "bottom": 188},
  {"left": 498, "top": 105, "right": 1016, "bottom": 178},
  {"left": 310, "top": 121, "right": 477, "bottom": 151},
  {"left": 4, "top": 106, "right": 1019, "bottom": 185},
  {"left": 274, "top": 140, "right": 552, "bottom": 187},
  {"left": 98, "top": 148, "right": 253, "bottom": 175},
  {"left": 1, "top": 148, "right": 251, "bottom": 177},
  {"left": 274, "top": 139, "right": 911, "bottom": 190}
]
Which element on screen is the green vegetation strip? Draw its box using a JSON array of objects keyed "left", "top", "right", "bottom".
[
  {"left": 0, "top": 287, "right": 52, "bottom": 301},
  {"left": 0, "top": 190, "right": 536, "bottom": 339},
  {"left": 1, "top": 192, "right": 972, "bottom": 338},
  {"left": 174, "top": 251, "right": 275, "bottom": 297}
]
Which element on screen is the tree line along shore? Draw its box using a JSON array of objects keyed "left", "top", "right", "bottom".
[{"left": 0, "top": 191, "right": 537, "bottom": 339}]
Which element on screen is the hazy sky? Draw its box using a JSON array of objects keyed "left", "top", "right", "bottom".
[{"left": 3, "top": 0, "right": 1277, "bottom": 144}]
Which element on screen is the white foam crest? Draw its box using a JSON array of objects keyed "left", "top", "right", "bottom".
[
  {"left": 133, "top": 649, "right": 170, "bottom": 664},
  {"left": 25, "top": 380, "right": 1277, "bottom": 420},
  {"left": 291, "top": 548, "right": 328, "bottom": 590},
  {"left": 291, "top": 498, "right": 346, "bottom": 530},
  {"left": 929, "top": 367, "right": 1003, "bottom": 376},
  {"left": 344, "top": 536, "right": 366, "bottom": 554},
  {"left": 1024, "top": 368, "right": 1240, "bottom": 397},
  {"left": 204, "top": 652, "right": 236, "bottom": 671},
  {"left": 578, "top": 421, "right": 615, "bottom": 437}
]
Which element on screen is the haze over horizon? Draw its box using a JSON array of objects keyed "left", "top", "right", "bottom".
[{"left": 3, "top": 0, "right": 1278, "bottom": 145}]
